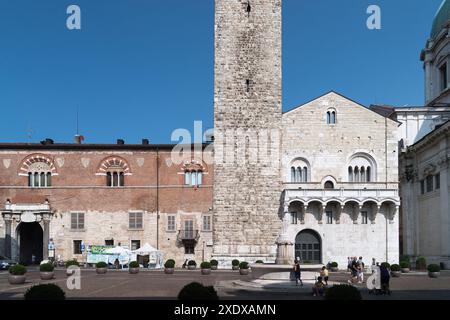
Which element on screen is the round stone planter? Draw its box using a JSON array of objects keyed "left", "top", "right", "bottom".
[
  {"left": 211, "top": 265, "right": 218, "bottom": 271},
  {"left": 164, "top": 268, "right": 174, "bottom": 275},
  {"left": 188, "top": 265, "right": 196, "bottom": 271},
  {"left": 401, "top": 268, "right": 410, "bottom": 273},
  {"left": 239, "top": 269, "right": 250, "bottom": 276},
  {"left": 201, "top": 268, "right": 211, "bottom": 275},
  {"left": 391, "top": 271, "right": 401, "bottom": 278},
  {"left": 232, "top": 266, "right": 239, "bottom": 271},
  {"left": 8, "top": 274, "right": 26, "bottom": 285},
  {"left": 40, "top": 272, "right": 55, "bottom": 280},
  {"left": 129, "top": 268, "right": 140, "bottom": 274},
  {"left": 96, "top": 268, "right": 107, "bottom": 275},
  {"left": 428, "top": 272, "right": 440, "bottom": 278},
  {"left": 331, "top": 267, "right": 339, "bottom": 272}
]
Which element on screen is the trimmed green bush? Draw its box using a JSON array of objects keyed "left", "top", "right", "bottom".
[
  {"left": 255, "top": 260, "right": 264, "bottom": 264},
  {"left": 325, "top": 285, "right": 362, "bottom": 301},
  {"left": 210, "top": 259, "right": 219, "bottom": 266},
  {"left": 200, "top": 262, "right": 211, "bottom": 269},
  {"left": 178, "top": 282, "right": 219, "bottom": 301},
  {"left": 416, "top": 257, "right": 427, "bottom": 270},
  {"left": 400, "top": 261, "right": 410, "bottom": 269},
  {"left": 129, "top": 261, "right": 139, "bottom": 268},
  {"left": 39, "top": 263, "right": 54, "bottom": 272},
  {"left": 390, "top": 264, "right": 401, "bottom": 272},
  {"left": 96, "top": 262, "right": 107, "bottom": 268},
  {"left": 239, "top": 262, "right": 249, "bottom": 269},
  {"left": 330, "top": 262, "right": 338, "bottom": 268},
  {"left": 188, "top": 260, "right": 197, "bottom": 266},
  {"left": 400, "top": 255, "right": 410, "bottom": 263},
  {"left": 9, "top": 264, "right": 27, "bottom": 275},
  {"left": 232, "top": 259, "right": 240, "bottom": 267},
  {"left": 428, "top": 264, "right": 441, "bottom": 273},
  {"left": 380, "top": 262, "right": 391, "bottom": 269},
  {"left": 65, "top": 260, "right": 79, "bottom": 268},
  {"left": 164, "top": 259, "right": 175, "bottom": 268},
  {"left": 24, "top": 284, "right": 65, "bottom": 300}
]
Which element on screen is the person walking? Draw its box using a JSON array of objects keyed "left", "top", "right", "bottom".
[
  {"left": 320, "top": 266, "right": 329, "bottom": 286},
  {"left": 293, "top": 258, "right": 303, "bottom": 286},
  {"left": 357, "top": 257, "right": 365, "bottom": 283}
]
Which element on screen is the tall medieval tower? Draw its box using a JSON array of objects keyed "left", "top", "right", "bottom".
[{"left": 213, "top": 0, "right": 283, "bottom": 264}]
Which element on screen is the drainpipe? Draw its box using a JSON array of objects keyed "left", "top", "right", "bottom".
[{"left": 156, "top": 148, "right": 160, "bottom": 250}]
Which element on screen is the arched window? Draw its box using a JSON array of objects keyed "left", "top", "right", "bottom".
[
  {"left": 291, "top": 167, "right": 296, "bottom": 182},
  {"left": 26, "top": 161, "right": 53, "bottom": 188},
  {"left": 185, "top": 170, "right": 203, "bottom": 186},
  {"left": 354, "top": 167, "right": 360, "bottom": 182},
  {"left": 297, "top": 167, "right": 302, "bottom": 182},
  {"left": 327, "top": 109, "right": 337, "bottom": 124},
  {"left": 367, "top": 167, "right": 371, "bottom": 182},
  {"left": 289, "top": 158, "right": 310, "bottom": 183},
  {"left": 360, "top": 167, "right": 366, "bottom": 182},
  {"left": 348, "top": 167, "right": 353, "bottom": 182},
  {"left": 324, "top": 181, "right": 335, "bottom": 189},
  {"left": 99, "top": 157, "right": 130, "bottom": 188},
  {"left": 347, "top": 154, "right": 377, "bottom": 183},
  {"left": 303, "top": 167, "right": 308, "bottom": 182}
]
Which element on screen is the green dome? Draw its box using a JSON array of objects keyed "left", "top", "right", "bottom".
[{"left": 431, "top": 0, "right": 450, "bottom": 39}]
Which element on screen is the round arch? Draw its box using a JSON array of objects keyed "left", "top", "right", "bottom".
[
  {"left": 16, "top": 222, "right": 43, "bottom": 265},
  {"left": 294, "top": 229, "right": 322, "bottom": 264}
]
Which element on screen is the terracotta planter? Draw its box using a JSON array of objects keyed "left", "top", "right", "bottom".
[
  {"left": 239, "top": 269, "right": 250, "bottom": 275},
  {"left": 164, "top": 268, "right": 174, "bottom": 274},
  {"left": 201, "top": 268, "right": 211, "bottom": 275},
  {"left": 96, "top": 268, "right": 107, "bottom": 274},
  {"left": 401, "top": 268, "right": 410, "bottom": 273},
  {"left": 129, "top": 268, "right": 140, "bottom": 274},
  {"left": 8, "top": 274, "right": 26, "bottom": 285},
  {"left": 232, "top": 266, "right": 239, "bottom": 271},
  {"left": 391, "top": 271, "right": 401, "bottom": 278},
  {"left": 211, "top": 265, "right": 218, "bottom": 271},
  {"left": 188, "top": 265, "right": 196, "bottom": 270},
  {"left": 40, "top": 272, "right": 55, "bottom": 280},
  {"left": 428, "top": 272, "right": 440, "bottom": 278}
]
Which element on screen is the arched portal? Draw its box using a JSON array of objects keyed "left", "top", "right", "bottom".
[
  {"left": 295, "top": 229, "right": 322, "bottom": 264},
  {"left": 16, "top": 222, "right": 43, "bottom": 265}
]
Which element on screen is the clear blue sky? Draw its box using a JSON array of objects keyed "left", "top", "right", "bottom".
[{"left": 0, "top": 0, "right": 443, "bottom": 144}]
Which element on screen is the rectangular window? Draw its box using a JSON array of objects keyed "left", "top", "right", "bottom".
[
  {"left": 131, "top": 240, "right": 141, "bottom": 251},
  {"left": 183, "top": 220, "right": 195, "bottom": 239},
  {"left": 420, "top": 180, "right": 425, "bottom": 194},
  {"left": 105, "top": 239, "right": 114, "bottom": 246},
  {"left": 361, "top": 211, "right": 368, "bottom": 224},
  {"left": 129, "top": 212, "right": 143, "bottom": 229},
  {"left": 291, "top": 212, "right": 298, "bottom": 224},
  {"left": 426, "top": 175, "right": 434, "bottom": 193},
  {"left": 202, "top": 215, "right": 212, "bottom": 231},
  {"left": 436, "top": 173, "right": 441, "bottom": 190},
  {"left": 440, "top": 63, "right": 448, "bottom": 91},
  {"left": 167, "top": 215, "right": 176, "bottom": 231},
  {"left": 326, "top": 211, "right": 333, "bottom": 224},
  {"left": 73, "top": 240, "right": 82, "bottom": 254},
  {"left": 184, "top": 244, "right": 195, "bottom": 254},
  {"left": 71, "top": 212, "right": 85, "bottom": 230}
]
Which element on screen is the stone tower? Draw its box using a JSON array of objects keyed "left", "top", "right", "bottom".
[{"left": 213, "top": 0, "right": 283, "bottom": 264}]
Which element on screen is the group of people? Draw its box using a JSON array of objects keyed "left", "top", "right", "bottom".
[
  {"left": 292, "top": 258, "right": 330, "bottom": 297},
  {"left": 347, "top": 256, "right": 365, "bottom": 284}
]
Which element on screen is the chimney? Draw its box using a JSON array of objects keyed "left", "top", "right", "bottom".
[
  {"left": 117, "top": 139, "right": 125, "bottom": 145},
  {"left": 142, "top": 139, "right": 149, "bottom": 145}
]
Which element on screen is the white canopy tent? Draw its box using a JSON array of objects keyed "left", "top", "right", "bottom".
[{"left": 132, "top": 243, "right": 164, "bottom": 269}]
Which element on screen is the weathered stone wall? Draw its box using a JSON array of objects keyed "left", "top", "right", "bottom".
[{"left": 213, "top": 0, "right": 283, "bottom": 264}]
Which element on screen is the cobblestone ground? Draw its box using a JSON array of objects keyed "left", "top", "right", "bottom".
[{"left": 1, "top": 268, "right": 450, "bottom": 300}]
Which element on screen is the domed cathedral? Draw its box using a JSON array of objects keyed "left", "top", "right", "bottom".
[{"left": 395, "top": 0, "right": 450, "bottom": 269}]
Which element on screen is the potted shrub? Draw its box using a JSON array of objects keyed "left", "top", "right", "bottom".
[
  {"left": 164, "top": 259, "right": 175, "bottom": 274},
  {"left": 390, "top": 264, "right": 401, "bottom": 277},
  {"left": 239, "top": 261, "right": 249, "bottom": 275},
  {"left": 427, "top": 264, "right": 441, "bottom": 278},
  {"left": 65, "top": 260, "right": 79, "bottom": 276},
  {"left": 416, "top": 257, "right": 427, "bottom": 270},
  {"left": 255, "top": 260, "right": 264, "bottom": 264},
  {"left": 232, "top": 259, "right": 240, "bottom": 270},
  {"left": 8, "top": 264, "right": 27, "bottom": 285},
  {"left": 96, "top": 261, "right": 108, "bottom": 274},
  {"left": 400, "top": 261, "right": 410, "bottom": 273},
  {"left": 129, "top": 261, "right": 140, "bottom": 274},
  {"left": 39, "top": 263, "right": 55, "bottom": 280},
  {"left": 178, "top": 282, "right": 219, "bottom": 301},
  {"left": 210, "top": 259, "right": 219, "bottom": 270},
  {"left": 324, "top": 284, "right": 362, "bottom": 300},
  {"left": 201, "top": 262, "right": 212, "bottom": 275},
  {"left": 330, "top": 262, "right": 339, "bottom": 272},
  {"left": 24, "top": 284, "right": 65, "bottom": 300},
  {"left": 187, "top": 260, "right": 197, "bottom": 270}
]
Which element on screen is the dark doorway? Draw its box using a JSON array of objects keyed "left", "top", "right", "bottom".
[
  {"left": 17, "top": 222, "right": 43, "bottom": 265},
  {"left": 295, "top": 229, "right": 322, "bottom": 264}
]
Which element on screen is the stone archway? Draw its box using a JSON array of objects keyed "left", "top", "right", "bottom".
[
  {"left": 295, "top": 229, "right": 322, "bottom": 264},
  {"left": 16, "top": 222, "right": 43, "bottom": 265}
]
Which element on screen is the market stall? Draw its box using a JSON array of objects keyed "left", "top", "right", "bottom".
[{"left": 132, "top": 243, "right": 164, "bottom": 269}]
